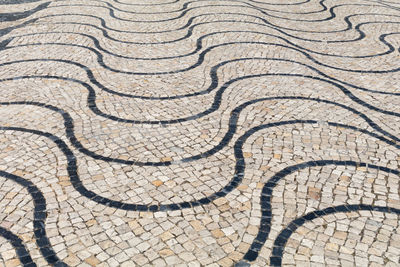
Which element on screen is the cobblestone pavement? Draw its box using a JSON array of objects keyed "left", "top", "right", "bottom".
[{"left": 0, "top": 0, "right": 400, "bottom": 266}]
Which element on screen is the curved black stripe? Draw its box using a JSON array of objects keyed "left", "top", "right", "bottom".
[
  {"left": 244, "top": 0, "right": 309, "bottom": 6},
  {"left": 0, "top": 171, "right": 67, "bottom": 266},
  {"left": 3, "top": 36, "right": 399, "bottom": 76},
  {"left": 49, "top": 0, "right": 327, "bottom": 16},
  {"left": 0, "top": 44, "right": 395, "bottom": 96},
  {"left": 0, "top": 0, "right": 44, "bottom": 4},
  {"left": 1, "top": 56, "right": 399, "bottom": 124},
  {"left": 108, "top": 0, "right": 179, "bottom": 6},
  {"left": 36, "top": 19, "right": 267, "bottom": 45},
  {"left": 378, "top": 0, "right": 400, "bottom": 4},
  {"left": 1, "top": 119, "right": 398, "bottom": 212},
  {"left": 1, "top": 74, "right": 399, "bottom": 165},
  {"left": 270, "top": 204, "right": 400, "bottom": 266},
  {"left": 29, "top": 9, "right": 400, "bottom": 41},
  {"left": 2, "top": 31, "right": 397, "bottom": 97},
  {"left": 53, "top": 4, "right": 271, "bottom": 23},
  {"left": 110, "top": 0, "right": 310, "bottom": 6},
  {"left": 45, "top": 2, "right": 398, "bottom": 24},
  {"left": 0, "top": 2, "right": 49, "bottom": 22},
  {"left": 117, "top": 0, "right": 327, "bottom": 15},
  {"left": 32, "top": 12, "right": 281, "bottom": 35},
  {"left": 1, "top": 72, "right": 399, "bottom": 144},
  {"left": 0, "top": 18, "right": 38, "bottom": 39},
  {"left": 6, "top": 27, "right": 398, "bottom": 59},
  {"left": 266, "top": 12, "right": 400, "bottom": 35},
  {"left": 243, "top": 160, "right": 400, "bottom": 262},
  {"left": 57, "top": 0, "right": 248, "bottom": 15},
  {"left": 0, "top": 227, "right": 36, "bottom": 267},
  {"left": 375, "top": 0, "right": 400, "bottom": 11}
]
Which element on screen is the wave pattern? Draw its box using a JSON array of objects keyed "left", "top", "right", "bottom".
[{"left": 0, "top": 0, "right": 399, "bottom": 266}]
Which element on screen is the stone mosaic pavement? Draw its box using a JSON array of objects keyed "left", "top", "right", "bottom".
[{"left": 0, "top": 0, "right": 400, "bottom": 266}]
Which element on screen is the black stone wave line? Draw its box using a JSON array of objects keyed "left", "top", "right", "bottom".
[
  {"left": 238, "top": 10, "right": 400, "bottom": 35},
  {"left": 41, "top": 0, "right": 399, "bottom": 33},
  {"left": 1, "top": 84, "right": 399, "bottom": 165},
  {"left": 46, "top": 2, "right": 396, "bottom": 23},
  {"left": 28, "top": 12, "right": 285, "bottom": 35},
  {"left": 47, "top": 3, "right": 280, "bottom": 23},
  {"left": 1, "top": 47, "right": 397, "bottom": 99},
  {"left": 2, "top": 70, "right": 400, "bottom": 146},
  {"left": 108, "top": 0, "right": 396, "bottom": 10},
  {"left": 0, "top": 120, "right": 398, "bottom": 212},
  {"left": 27, "top": 10, "right": 396, "bottom": 48},
  {"left": 380, "top": 3, "right": 400, "bottom": 13},
  {"left": 2, "top": 57, "right": 400, "bottom": 131},
  {"left": 242, "top": 160, "right": 400, "bottom": 263},
  {"left": 228, "top": 3, "right": 400, "bottom": 23},
  {"left": 28, "top": 10, "right": 400, "bottom": 45},
  {"left": 3, "top": 61, "right": 400, "bottom": 147},
  {"left": 0, "top": 2, "right": 49, "bottom": 22},
  {"left": 110, "top": 0, "right": 310, "bottom": 7},
  {"left": 38, "top": 9, "right": 400, "bottom": 43},
  {"left": 7, "top": 26, "right": 399, "bottom": 59},
  {"left": 3, "top": 21, "right": 267, "bottom": 46},
  {"left": 6, "top": 0, "right": 283, "bottom": 11},
  {"left": 37, "top": 19, "right": 269, "bottom": 44},
  {"left": 0, "top": 0, "right": 44, "bottom": 4},
  {"left": 378, "top": 0, "right": 400, "bottom": 4},
  {"left": 19, "top": 17, "right": 383, "bottom": 47},
  {"left": 3, "top": 38, "right": 400, "bottom": 76},
  {"left": 57, "top": 0, "right": 330, "bottom": 18},
  {"left": 50, "top": 0, "right": 329, "bottom": 15},
  {"left": 55, "top": 3, "right": 276, "bottom": 23},
  {"left": 269, "top": 204, "right": 400, "bottom": 266},
  {"left": 2, "top": 40, "right": 400, "bottom": 101},
  {"left": 0, "top": 171, "right": 67, "bottom": 266},
  {"left": 0, "top": 18, "right": 38, "bottom": 39},
  {"left": 52, "top": 0, "right": 254, "bottom": 15},
  {"left": 108, "top": 0, "right": 179, "bottom": 6},
  {"left": 9, "top": 5, "right": 400, "bottom": 47},
  {"left": 378, "top": 3, "right": 400, "bottom": 14},
  {"left": 3, "top": 0, "right": 395, "bottom": 45},
  {"left": 239, "top": 0, "right": 310, "bottom": 6},
  {"left": 0, "top": 227, "right": 36, "bottom": 267}
]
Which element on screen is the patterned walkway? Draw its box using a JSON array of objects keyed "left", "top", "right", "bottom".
[{"left": 1, "top": 0, "right": 400, "bottom": 266}]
